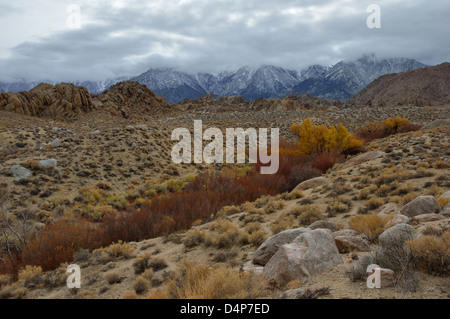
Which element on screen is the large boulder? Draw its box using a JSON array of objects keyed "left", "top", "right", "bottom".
[
  {"left": 400, "top": 196, "right": 441, "bottom": 217},
  {"left": 263, "top": 229, "right": 342, "bottom": 286},
  {"left": 293, "top": 177, "right": 330, "bottom": 191},
  {"left": 253, "top": 227, "right": 310, "bottom": 266},
  {"left": 378, "top": 224, "right": 418, "bottom": 248},
  {"left": 11, "top": 165, "right": 33, "bottom": 181}
]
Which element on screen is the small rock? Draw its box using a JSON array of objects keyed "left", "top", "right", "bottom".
[
  {"left": 50, "top": 138, "right": 61, "bottom": 148},
  {"left": 136, "top": 124, "right": 148, "bottom": 131},
  {"left": 90, "top": 130, "right": 101, "bottom": 136},
  {"left": 11, "top": 165, "right": 33, "bottom": 181},
  {"left": 39, "top": 159, "right": 58, "bottom": 169}
]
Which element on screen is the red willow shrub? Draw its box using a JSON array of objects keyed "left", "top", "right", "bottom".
[
  {"left": 20, "top": 220, "right": 108, "bottom": 271},
  {"left": 7, "top": 135, "right": 350, "bottom": 276},
  {"left": 356, "top": 117, "right": 422, "bottom": 143}
]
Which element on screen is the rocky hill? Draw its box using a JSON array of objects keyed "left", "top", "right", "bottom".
[
  {"left": 346, "top": 62, "right": 450, "bottom": 107},
  {"left": 0, "top": 83, "right": 94, "bottom": 120},
  {"left": 177, "top": 93, "right": 342, "bottom": 113},
  {"left": 0, "top": 81, "right": 175, "bottom": 121},
  {"left": 96, "top": 81, "right": 174, "bottom": 118}
]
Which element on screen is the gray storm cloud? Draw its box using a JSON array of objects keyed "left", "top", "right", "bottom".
[{"left": 0, "top": 0, "right": 448, "bottom": 82}]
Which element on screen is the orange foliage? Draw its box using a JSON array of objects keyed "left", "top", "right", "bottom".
[
  {"left": 356, "top": 117, "right": 422, "bottom": 142},
  {"left": 290, "top": 118, "right": 363, "bottom": 155},
  {"left": 21, "top": 221, "right": 107, "bottom": 271}
]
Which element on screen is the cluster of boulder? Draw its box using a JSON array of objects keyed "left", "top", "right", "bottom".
[
  {"left": 10, "top": 158, "right": 60, "bottom": 182},
  {"left": 0, "top": 81, "right": 175, "bottom": 121},
  {"left": 250, "top": 192, "right": 449, "bottom": 294}
]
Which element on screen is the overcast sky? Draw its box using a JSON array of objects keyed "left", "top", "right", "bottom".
[{"left": 0, "top": 0, "right": 448, "bottom": 82}]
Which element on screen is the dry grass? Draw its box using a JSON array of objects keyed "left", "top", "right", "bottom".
[
  {"left": 183, "top": 228, "right": 206, "bottom": 249},
  {"left": 133, "top": 276, "right": 151, "bottom": 295},
  {"left": 104, "top": 272, "right": 123, "bottom": 285},
  {"left": 327, "top": 196, "right": 352, "bottom": 216},
  {"left": 358, "top": 197, "right": 385, "bottom": 214},
  {"left": 270, "top": 212, "right": 296, "bottom": 235},
  {"left": 165, "top": 261, "right": 269, "bottom": 299},
  {"left": 407, "top": 231, "right": 450, "bottom": 276},
  {"left": 18, "top": 265, "right": 43, "bottom": 288},
  {"left": 94, "top": 240, "right": 135, "bottom": 262},
  {"left": 204, "top": 219, "right": 241, "bottom": 249},
  {"left": 349, "top": 214, "right": 391, "bottom": 243}
]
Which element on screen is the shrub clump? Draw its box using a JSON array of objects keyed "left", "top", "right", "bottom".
[{"left": 349, "top": 214, "right": 391, "bottom": 243}]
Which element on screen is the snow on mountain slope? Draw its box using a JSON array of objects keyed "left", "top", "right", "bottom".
[{"left": 0, "top": 54, "right": 428, "bottom": 103}]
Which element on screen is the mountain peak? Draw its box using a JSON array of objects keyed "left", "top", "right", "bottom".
[{"left": 0, "top": 54, "right": 429, "bottom": 103}]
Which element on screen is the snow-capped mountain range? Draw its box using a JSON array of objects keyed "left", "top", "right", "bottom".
[{"left": 0, "top": 54, "right": 427, "bottom": 103}]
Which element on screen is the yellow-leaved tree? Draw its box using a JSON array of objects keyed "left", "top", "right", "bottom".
[{"left": 290, "top": 118, "right": 363, "bottom": 155}]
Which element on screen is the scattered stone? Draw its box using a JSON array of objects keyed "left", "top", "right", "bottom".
[
  {"left": 50, "top": 138, "right": 61, "bottom": 148},
  {"left": 400, "top": 195, "right": 441, "bottom": 217},
  {"left": 263, "top": 229, "right": 342, "bottom": 286},
  {"left": 136, "top": 124, "right": 149, "bottom": 131},
  {"left": 10, "top": 165, "right": 33, "bottom": 181},
  {"left": 39, "top": 159, "right": 58, "bottom": 169},
  {"left": 90, "top": 130, "right": 101, "bottom": 136},
  {"left": 253, "top": 227, "right": 311, "bottom": 266}
]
